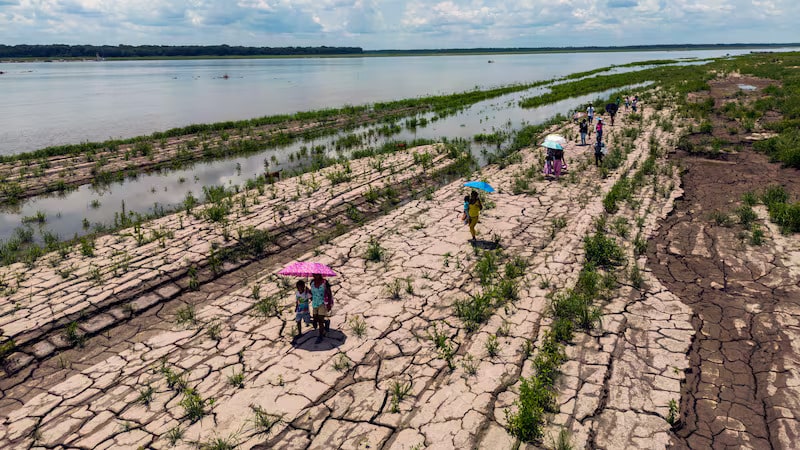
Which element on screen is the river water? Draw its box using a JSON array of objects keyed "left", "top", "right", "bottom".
[
  {"left": 1, "top": 48, "right": 791, "bottom": 155},
  {"left": 0, "top": 48, "right": 795, "bottom": 245}
]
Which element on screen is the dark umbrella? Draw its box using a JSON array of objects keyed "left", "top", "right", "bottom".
[{"left": 605, "top": 103, "right": 619, "bottom": 115}]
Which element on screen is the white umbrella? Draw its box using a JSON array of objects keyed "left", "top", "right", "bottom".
[{"left": 543, "top": 134, "right": 568, "bottom": 147}]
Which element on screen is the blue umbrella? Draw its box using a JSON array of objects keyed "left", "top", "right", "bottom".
[
  {"left": 464, "top": 181, "right": 495, "bottom": 193},
  {"left": 542, "top": 140, "right": 563, "bottom": 150}
]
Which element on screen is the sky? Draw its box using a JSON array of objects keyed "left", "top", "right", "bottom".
[{"left": 0, "top": 0, "right": 797, "bottom": 50}]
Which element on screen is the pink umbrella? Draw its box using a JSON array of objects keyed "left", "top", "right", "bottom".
[{"left": 278, "top": 261, "right": 337, "bottom": 277}]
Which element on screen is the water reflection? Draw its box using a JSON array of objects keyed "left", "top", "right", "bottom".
[{"left": 0, "top": 81, "right": 647, "bottom": 243}]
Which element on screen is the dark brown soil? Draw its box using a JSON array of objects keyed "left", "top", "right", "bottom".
[{"left": 649, "top": 76, "right": 800, "bottom": 449}]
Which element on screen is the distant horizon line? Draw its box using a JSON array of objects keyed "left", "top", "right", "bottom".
[{"left": 2, "top": 42, "right": 799, "bottom": 52}]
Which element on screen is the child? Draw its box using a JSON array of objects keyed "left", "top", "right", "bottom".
[
  {"left": 594, "top": 141, "right": 606, "bottom": 167},
  {"left": 462, "top": 195, "right": 470, "bottom": 225},
  {"left": 294, "top": 280, "right": 313, "bottom": 337}
]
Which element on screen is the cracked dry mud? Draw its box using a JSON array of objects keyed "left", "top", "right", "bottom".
[
  {"left": 0, "top": 147, "right": 456, "bottom": 373},
  {"left": 1, "top": 97, "right": 797, "bottom": 450},
  {"left": 651, "top": 145, "right": 800, "bottom": 449}
]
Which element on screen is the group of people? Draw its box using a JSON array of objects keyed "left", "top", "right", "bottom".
[
  {"left": 624, "top": 95, "right": 639, "bottom": 112},
  {"left": 291, "top": 93, "right": 644, "bottom": 344},
  {"left": 578, "top": 105, "right": 606, "bottom": 167},
  {"left": 293, "top": 274, "right": 334, "bottom": 343}
]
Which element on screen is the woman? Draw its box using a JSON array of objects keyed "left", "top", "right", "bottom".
[
  {"left": 553, "top": 147, "right": 565, "bottom": 180},
  {"left": 596, "top": 117, "right": 604, "bottom": 144},
  {"left": 310, "top": 273, "right": 333, "bottom": 342},
  {"left": 468, "top": 191, "right": 482, "bottom": 242},
  {"left": 579, "top": 119, "right": 588, "bottom": 146}
]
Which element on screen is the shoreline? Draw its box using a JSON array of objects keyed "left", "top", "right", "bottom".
[{"left": 1, "top": 43, "right": 798, "bottom": 63}]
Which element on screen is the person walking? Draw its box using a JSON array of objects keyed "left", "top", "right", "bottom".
[
  {"left": 579, "top": 119, "right": 588, "bottom": 145},
  {"left": 310, "top": 273, "right": 334, "bottom": 343},
  {"left": 553, "top": 147, "right": 564, "bottom": 180},
  {"left": 632, "top": 97, "right": 638, "bottom": 112},
  {"left": 293, "top": 280, "right": 313, "bottom": 338},
  {"left": 587, "top": 104, "right": 595, "bottom": 125},
  {"left": 596, "top": 117, "right": 604, "bottom": 143},
  {"left": 467, "top": 191, "right": 482, "bottom": 242},
  {"left": 594, "top": 141, "right": 605, "bottom": 167}
]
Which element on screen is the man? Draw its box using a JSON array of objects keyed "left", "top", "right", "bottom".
[{"left": 587, "top": 104, "right": 595, "bottom": 125}]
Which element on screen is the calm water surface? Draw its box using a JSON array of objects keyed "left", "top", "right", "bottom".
[
  {"left": 1, "top": 48, "right": 791, "bottom": 154},
  {"left": 1, "top": 48, "right": 796, "bottom": 245}
]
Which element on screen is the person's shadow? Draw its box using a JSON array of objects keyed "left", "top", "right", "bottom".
[
  {"left": 470, "top": 239, "right": 501, "bottom": 250},
  {"left": 291, "top": 329, "right": 347, "bottom": 351}
]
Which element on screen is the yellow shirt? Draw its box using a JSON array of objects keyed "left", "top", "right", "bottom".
[{"left": 468, "top": 202, "right": 481, "bottom": 218}]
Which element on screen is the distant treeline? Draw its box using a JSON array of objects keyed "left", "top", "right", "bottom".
[
  {"left": 0, "top": 44, "right": 364, "bottom": 58},
  {"left": 1, "top": 43, "right": 797, "bottom": 59},
  {"left": 365, "top": 43, "right": 800, "bottom": 55}
]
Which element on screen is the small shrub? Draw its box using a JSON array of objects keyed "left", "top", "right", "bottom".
[
  {"left": 768, "top": 202, "right": 800, "bottom": 233},
  {"left": 349, "top": 316, "right": 367, "bottom": 338},
  {"left": 454, "top": 292, "right": 494, "bottom": 332},
  {"left": 553, "top": 428, "right": 574, "bottom": 450},
  {"left": 136, "top": 384, "right": 155, "bottom": 406},
  {"left": 666, "top": 399, "right": 679, "bottom": 426},
  {"left": 251, "top": 405, "right": 282, "bottom": 435},
  {"left": 333, "top": 353, "right": 351, "bottom": 371},
  {"left": 485, "top": 335, "right": 500, "bottom": 357},
  {"left": 504, "top": 256, "right": 528, "bottom": 279},
  {"left": 475, "top": 250, "right": 499, "bottom": 285},
  {"left": 364, "top": 236, "right": 385, "bottom": 262},
  {"left": 176, "top": 304, "right": 196, "bottom": 326},
  {"left": 79, "top": 237, "right": 95, "bottom": 257},
  {"left": 461, "top": 354, "right": 478, "bottom": 376},
  {"left": 64, "top": 321, "right": 85, "bottom": 348},
  {"left": 385, "top": 279, "right": 403, "bottom": 300},
  {"left": 180, "top": 388, "right": 211, "bottom": 423},
  {"left": 750, "top": 225, "right": 765, "bottom": 245},
  {"left": 611, "top": 217, "right": 630, "bottom": 238},
  {"left": 198, "top": 434, "right": 239, "bottom": 450},
  {"left": 583, "top": 232, "right": 624, "bottom": 268},
  {"left": 206, "top": 321, "right": 223, "bottom": 340},
  {"left": 161, "top": 365, "right": 188, "bottom": 391},
  {"left": 164, "top": 426, "right": 184, "bottom": 446},
  {"left": 389, "top": 379, "right": 413, "bottom": 413},
  {"left": 364, "top": 185, "right": 380, "bottom": 202},
  {"left": 735, "top": 206, "right": 757, "bottom": 227},
  {"left": 254, "top": 295, "right": 279, "bottom": 318},
  {"left": 709, "top": 210, "right": 733, "bottom": 227},
  {"left": 633, "top": 233, "right": 647, "bottom": 257},
  {"left": 630, "top": 264, "right": 643, "bottom": 289},
  {"left": 228, "top": 370, "right": 245, "bottom": 388},
  {"left": 761, "top": 185, "right": 788, "bottom": 209},
  {"left": 742, "top": 191, "right": 758, "bottom": 207}
]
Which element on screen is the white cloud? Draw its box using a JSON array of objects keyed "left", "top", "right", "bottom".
[{"left": 0, "top": 0, "right": 797, "bottom": 48}]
